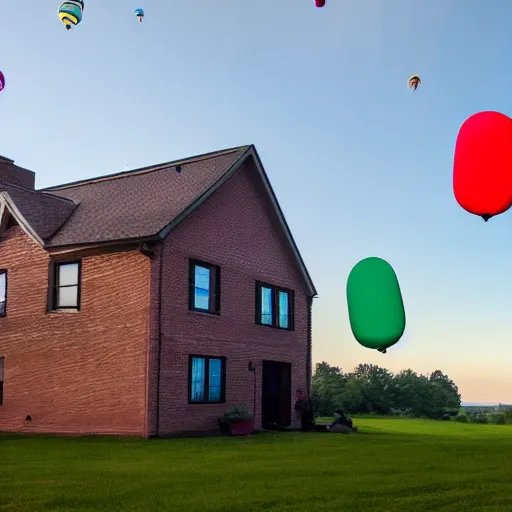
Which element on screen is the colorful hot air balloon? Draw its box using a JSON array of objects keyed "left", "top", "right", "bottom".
[
  {"left": 453, "top": 111, "right": 512, "bottom": 222},
  {"left": 315, "top": 0, "right": 325, "bottom": 6},
  {"left": 346, "top": 257, "right": 406, "bottom": 353},
  {"left": 0, "top": 71, "right": 4, "bottom": 92},
  {"left": 58, "top": 1, "right": 84, "bottom": 31},
  {"left": 134, "top": 8, "right": 144, "bottom": 22},
  {"left": 408, "top": 74, "right": 421, "bottom": 91}
]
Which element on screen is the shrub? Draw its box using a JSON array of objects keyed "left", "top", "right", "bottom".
[
  {"left": 222, "top": 406, "right": 253, "bottom": 421},
  {"left": 470, "top": 413, "right": 488, "bottom": 424},
  {"left": 489, "top": 413, "right": 506, "bottom": 425},
  {"left": 454, "top": 413, "right": 468, "bottom": 423}
]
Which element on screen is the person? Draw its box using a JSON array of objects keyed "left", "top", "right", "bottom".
[
  {"left": 327, "top": 409, "right": 356, "bottom": 431},
  {"left": 294, "top": 388, "right": 315, "bottom": 431}
]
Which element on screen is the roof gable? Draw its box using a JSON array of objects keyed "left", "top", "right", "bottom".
[
  {"left": 2, "top": 144, "right": 316, "bottom": 296},
  {"left": 0, "top": 183, "right": 77, "bottom": 244}
]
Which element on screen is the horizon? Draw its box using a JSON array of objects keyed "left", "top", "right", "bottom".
[{"left": 2, "top": 0, "right": 512, "bottom": 404}]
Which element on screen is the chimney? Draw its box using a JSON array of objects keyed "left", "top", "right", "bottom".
[{"left": 0, "top": 155, "right": 36, "bottom": 189}]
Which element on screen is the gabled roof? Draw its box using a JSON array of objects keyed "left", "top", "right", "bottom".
[
  {"left": 0, "top": 182, "right": 77, "bottom": 243},
  {"left": 42, "top": 146, "right": 249, "bottom": 247},
  {"left": 2, "top": 145, "right": 317, "bottom": 296}
]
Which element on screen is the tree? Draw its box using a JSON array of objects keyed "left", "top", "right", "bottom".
[
  {"left": 311, "top": 362, "right": 346, "bottom": 416},
  {"left": 427, "top": 370, "right": 461, "bottom": 417},
  {"left": 347, "top": 364, "right": 394, "bottom": 414},
  {"left": 311, "top": 362, "right": 462, "bottom": 420}
]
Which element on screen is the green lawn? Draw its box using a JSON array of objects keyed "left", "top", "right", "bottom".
[{"left": 2, "top": 418, "right": 512, "bottom": 512}]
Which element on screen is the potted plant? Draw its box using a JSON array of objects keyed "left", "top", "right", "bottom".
[{"left": 219, "top": 406, "right": 254, "bottom": 436}]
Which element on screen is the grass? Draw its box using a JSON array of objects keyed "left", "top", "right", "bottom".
[{"left": 2, "top": 418, "right": 512, "bottom": 512}]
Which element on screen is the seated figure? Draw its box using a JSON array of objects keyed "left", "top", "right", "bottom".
[{"left": 326, "top": 409, "right": 357, "bottom": 432}]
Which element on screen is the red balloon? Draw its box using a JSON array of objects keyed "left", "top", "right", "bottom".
[
  {"left": 315, "top": 0, "right": 325, "bottom": 6},
  {"left": 453, "top": 111, "right": 512, "bottom": 221},
  {"left": 0, "top": 71, "right": 4, "bottom": 92}
]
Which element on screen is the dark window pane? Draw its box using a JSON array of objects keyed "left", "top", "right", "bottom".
[
  {"left": 58, "top": 263, "right": 79, "bottom": 286},
  {"left": 209, "top": 359, "right": 222, "bottom": 401},
  {"left": 261, "top": 286, "right": 272, "bottom": 325},
  {"left": 0, "top": 272, "right": 5, "bottom": 316},
  {"left": 194, "top": 265, "right": 210, "bottom": 310},
  {"left": 278, "top": 291, "right": 289, "bottom": 328},
  {"left": 57, "top": 285, "right": 78, "bottom": 308},
  {"left": 191, "top": 357, "right": 205, "bottom": 401}
]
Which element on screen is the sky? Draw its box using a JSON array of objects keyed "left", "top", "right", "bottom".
[{"left": 1, "top": 0, "right": 512, "bottom": 404}]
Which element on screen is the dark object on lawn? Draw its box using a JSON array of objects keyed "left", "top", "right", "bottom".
[
  {"left": 328, "top": 424, "right": 356, "bottom": 434},
  {"left": 25, "top": 415, "right": 31, "bottom": 421},
  {"left": 219, "top": 406, "right": 254, "bottom": 436},
  {"left": 327, "top": 409, "right": 357, "bottom": 432}
]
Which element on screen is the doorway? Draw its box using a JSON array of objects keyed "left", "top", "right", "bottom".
[{"left": 261, "top": 360, "right": 292, "bottom": 428}]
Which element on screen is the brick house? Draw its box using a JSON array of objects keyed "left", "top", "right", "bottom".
[{"left": 0, "top": 145, "right": 317, "bottom": 436}]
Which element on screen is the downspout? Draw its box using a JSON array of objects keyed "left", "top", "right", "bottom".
[
  {"left": 306, "top": 296, "right": 314, "bottom": 397},
  {"left": 139, "top": 242, "right": 161, "bottom": 436},
  {"left": 155, "top": 241, "right": 164, "bottom": 437}
]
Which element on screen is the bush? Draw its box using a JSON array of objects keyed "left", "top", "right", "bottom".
[
  {"left": 489, "top": 413, "right": 506, "bottom": 425},
  {"left": 470, "top": 413, "right": 488, "bottom": 424},
  {"left": 222, "top": 406, "right": 253, "bottom": 421},
  {"left": 454, "top": 413, "right": 468, "bottom": 423}
]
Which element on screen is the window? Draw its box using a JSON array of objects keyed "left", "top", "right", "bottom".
[
  {"left": 188, "top": 260, "right": 220, "bottom": 314},
  {"left": 188, "top": 355, "right": 226, "bottom": 404},
  {"left": 255, "top": 281, "right": 294, "bottom": 330},
  {"left": 51, "top": 261, "right": 81, "bottom": 311},
  {"left": 0, "top": 357, "right": 4, "bottom": 405},
  {"left": 0, "top": 270, "right": 6, "bottom": 317}
]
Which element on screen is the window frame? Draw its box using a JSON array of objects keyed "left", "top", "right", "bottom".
[
  {"left": 188, "top": 354, "right": 227, "bottom": 405},
  {"left": 255, "top": 281, "right": 295, "bottom": 331},
  {"left": 188, "top": 259, "right": 221, "bottom": 315},
  {"left": 0, "top": 357, "right": 4, "bottom": 406},
  {"left": 49, "top": 260, "right": 82, "bottom": 312},
  {"left": 0, "top": 269, "right": 6, "bottom": 318}
]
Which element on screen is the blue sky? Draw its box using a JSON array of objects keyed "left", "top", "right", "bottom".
[{"left": 2, "top": 0, "right": 512, "bottom": 403}]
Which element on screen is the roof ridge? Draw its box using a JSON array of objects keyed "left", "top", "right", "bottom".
[
  {"left": 0, "top": 178, "right": 77, "bottom": 205},
  {"left": 41, "top": 145, "right": 252, "bottom": 192}
]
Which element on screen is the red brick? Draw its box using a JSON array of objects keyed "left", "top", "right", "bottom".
[
  {"left": 0, "top": 159, "right": 312, "bottom": 436},
  {"left": 0, "top": 227, "right": 150, "bottom": 435},
  {"left": 150, "top": 160, "right": 310, "bottom": 435}
]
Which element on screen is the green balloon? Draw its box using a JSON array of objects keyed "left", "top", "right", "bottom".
[{"left": 346, "top": 257, "right": 406, "bottom": 351}]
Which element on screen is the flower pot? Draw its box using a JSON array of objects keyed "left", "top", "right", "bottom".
[
  {"left": 219, "top": 418, "right": 254, "bottom": 436},
  {"left": 229, "top": 418, "right": 254, "bottom": 436}
]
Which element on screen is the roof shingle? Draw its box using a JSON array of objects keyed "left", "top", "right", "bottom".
[
  {"left": 42, "top": 146, "right": 249, "bottom": 247},
  {"left": 0, "top": 180, "right": 77, "bottom": 241}
]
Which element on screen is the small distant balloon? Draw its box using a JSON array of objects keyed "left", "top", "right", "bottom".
[
  {"left": 58, "top": 0, "right": 84, "bottom": 31},
  {"left": 408, "top": 74, "right": 421, "bottom": 91},
  {"left": 346, "top": 257, "right": 406, "bottom": 353},
  {"left": 134, "top": 8, "right": 144, "bottom": 22},
  {"left": 0, "top": 72, "right": 4, "bottom": 92},
  {"left": 453, "top": 111, "right": 512, "bottom": 222},
  {"left": 315, "top": 0, "right": 325, "bottom": 7}
]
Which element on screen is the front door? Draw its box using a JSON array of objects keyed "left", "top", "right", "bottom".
[{"left": 261, "top": 360, "right": 292, "bottom": 428}]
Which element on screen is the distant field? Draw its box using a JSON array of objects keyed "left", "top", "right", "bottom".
[{"left": 2, "top": 418, "right": 512, "bottom": 512}]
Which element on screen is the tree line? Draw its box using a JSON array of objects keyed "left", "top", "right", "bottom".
[{"left": 311, "top": 362, "right": 461, "bottom": 419}]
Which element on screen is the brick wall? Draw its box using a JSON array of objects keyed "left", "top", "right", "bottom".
[
  {"left": 0, "top": 226, "right": 150, "bottom": 435},
  {"left": 154, "top": 159, "right": 310, "bottom": 435}
]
